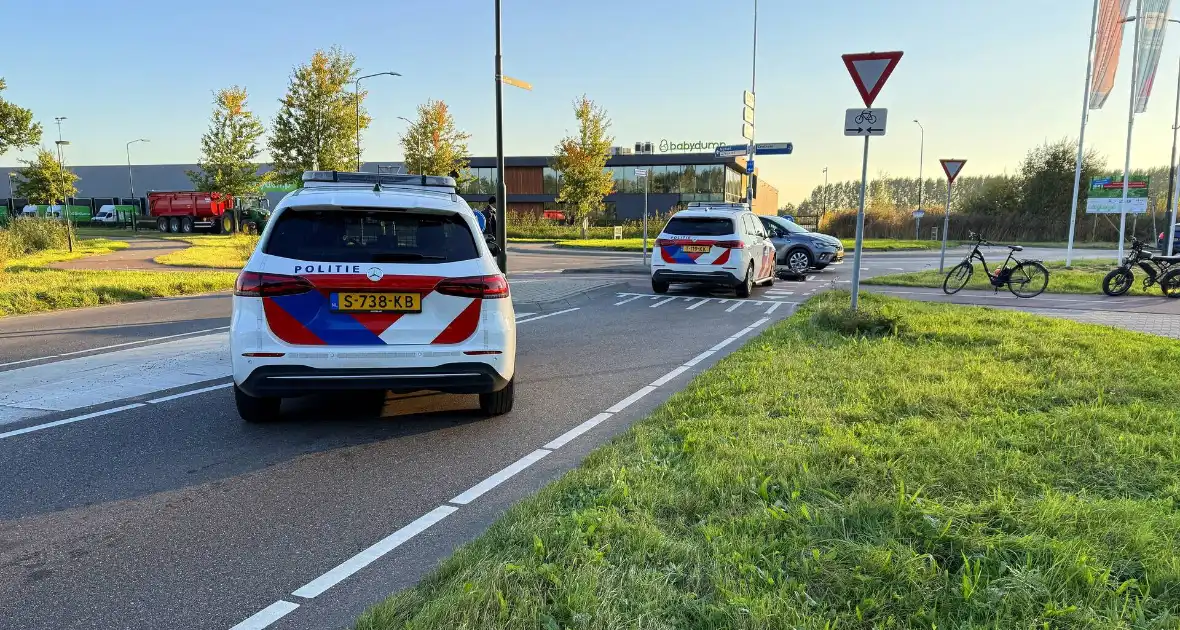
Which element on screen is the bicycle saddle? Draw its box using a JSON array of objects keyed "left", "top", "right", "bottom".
[{"left": 1007, "top": 245, "right": 1023, "bottom": 251}]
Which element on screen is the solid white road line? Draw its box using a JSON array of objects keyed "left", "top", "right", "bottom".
[
  {"left": 544, "top": 413, "right": 613, "bottom": 450},
  {"left": 684, "top": 350, "right": 715, "bottom": 367},
  {"left": 651, "top": 297, "right": 677, "bottom": 308},
  {"left": 807, "top": 275, "right": 818, "bottom": 281},
  {"left": 146, "top": 383, "right": 232, "bottom": 404},
  {"left": 0, "top": 326, "right": 230, "bottom": 369},
  {"left": 291, "top": 506, "right": 458, "bottom": 599},
  {"left": 650, "top": 365, "right": 690, "bottom": 387},
  {"left": 514, "top": 308, "right": 580, "bottom": 324},
  {"left": 766, "top": 302, "right": 783, "bottom": 314},
  {"left": 606, "top": 385, "right": 657, "bottom": 413},
  {"left": 686, "top": 298, "right": 710, "bottom": 310},
  {"left": 449, "top": 449, "right": 552, "bottom": 505},
  {"left": 0, "top": 403, "right": 146, "bottom": 441},
  {"left": 613, "top": 295, "right": 644, "bottom": 306},
  {"left": 514, "top": 312, "right": 537, "bottom": 320},
  {"left": 229, "top": 600, "right": 300, "bottom": 630}
]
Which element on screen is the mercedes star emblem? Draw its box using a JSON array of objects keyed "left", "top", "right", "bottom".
[{"left": 367, "top": 267, "right": 384, "bottom": 282}]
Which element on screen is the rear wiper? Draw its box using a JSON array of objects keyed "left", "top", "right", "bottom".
[{"left": 370, "top": 253, "right": 447, "bottom": 262}]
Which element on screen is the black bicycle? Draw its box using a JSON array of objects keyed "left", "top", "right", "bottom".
[
  {"left": 1101, "top": 237, "right": 1179, "bottom": 296},
  {"left": 943, "top": 233, "right": 1049, "bottom": 298}
]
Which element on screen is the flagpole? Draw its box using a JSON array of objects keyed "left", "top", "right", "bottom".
[
  {"left": 1118, "top": 0, "right": 1144, "bottom": 261},
  {"left": 1066, "top": 0, "right": 1102, "bottom": 268}
]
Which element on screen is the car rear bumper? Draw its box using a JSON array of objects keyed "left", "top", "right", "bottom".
[
  {"left": 237, "top": 362, "right": 510, "bottom": 398},
  {"left": 652, "top": 269, "right": 743, "bottom": 287}
]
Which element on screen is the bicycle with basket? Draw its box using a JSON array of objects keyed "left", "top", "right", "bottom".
[{"left": 942, "top": 233, "right": 1050, "bottom": 298}]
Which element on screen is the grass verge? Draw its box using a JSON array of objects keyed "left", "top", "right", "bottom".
[
  {"left": 0, "top": 267, "right": 237, "bottom": 316},
  {"left": 10, "top": 239, "right": 129, "bottom": 267},
  {"left": 551, "top": 238, "right": 958, "bottom": 253},
  {"left": 154, "top": 234, "right": 259, "bottom": 269},
  {"left": 357, "top": 292, "right": 1180, "bottom": 628},
  {"left": 863, "top": 259, "right": 1135, "bottom": 295}
]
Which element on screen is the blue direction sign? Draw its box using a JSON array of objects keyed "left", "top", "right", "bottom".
[
  {"left": 755, "top": 142, "right": 793, "bottom": 155},
  {"left": 746, "top": 160, "right": 755, "bottom": 174},
  {"left": 714, "top": 143, "right": 749, "bottom": 158},
  {"left": 912, "top": 209, "right": 925, "bottom": 218}
]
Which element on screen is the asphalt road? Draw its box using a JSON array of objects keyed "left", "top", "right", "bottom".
[{"left": 0, "top": 241, "right": 1136, "bottom": 630}]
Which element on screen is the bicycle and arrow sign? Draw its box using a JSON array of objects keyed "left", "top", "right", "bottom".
[{"left": 844, "top": 108, "right": 888, "bottom": 136}]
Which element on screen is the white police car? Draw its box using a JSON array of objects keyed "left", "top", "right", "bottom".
[
  {"left": 650, "top": 202, "right": 776, "bottom": 297},
  {"left": 229, "top": 171, "right": 516, "bottom": 423}
]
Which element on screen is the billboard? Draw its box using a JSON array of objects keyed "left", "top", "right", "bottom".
[
  {"left": 1086, "top": 176, "right": 1150, "bottom": 213},
  {"left": 1132, "top": 0, "right": 1172, "bottom": 113},
  {"left": 1090, "top": 0, "right": 1133, "bottom": 110}
]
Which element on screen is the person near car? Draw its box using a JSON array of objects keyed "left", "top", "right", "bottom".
[{"left": 482, "top": 196, "right": 498, "bottom": 238}]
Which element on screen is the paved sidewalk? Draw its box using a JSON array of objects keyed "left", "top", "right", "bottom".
[
  {"left": 994, "top": 307, "right": 1180, "bottom": 339},
  {"left": 49, "top": 238, "right": 187, "bottom": 271}
]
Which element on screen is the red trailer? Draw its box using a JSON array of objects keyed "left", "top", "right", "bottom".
[{"left": 148, "top": 191, "right": 238, "bottom": 234}]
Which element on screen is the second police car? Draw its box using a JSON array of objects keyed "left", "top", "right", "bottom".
[
  {"left": 649, "top": 202, "right": 777, "bottom": 297},
  {"left": 229, "top": 171, "right": 515, "bottom": 423}
]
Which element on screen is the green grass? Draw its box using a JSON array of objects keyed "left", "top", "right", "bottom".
[
  {"left": 863, "top": 259, "right": 1138, "bottom": 295},
  {"left": 8, "top": 239, "right": 129, "bottom": 267},
  {"left": 154, "top": 234, "right": 259, "bottom": 269},
  {"left": 0, "top": 267, "right": 237, "bottom": 316},
  {"left": 507, "top": 238, "right": 559, "bottom": 244},
  {"left": 356, "top": 292, "right": 1180, "bottom": 629},
  {"left": 555, "top": 238, "right": 649, "bottom": 252},
  {"left": 849, "top": 238, "right": 958, "bottom": 251}
]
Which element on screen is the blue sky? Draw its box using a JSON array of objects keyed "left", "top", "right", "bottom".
[{"left": 1, "top": 0, "right": 1176, "bottom": 202}]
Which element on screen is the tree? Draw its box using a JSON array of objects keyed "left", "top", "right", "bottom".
[
  {"left": 0, "top": 78, "right": 41, "bottom": 158},
  {"left": 187, "top": 86, "right": 266, "bottom": 196},
  {"left": 268, "top": 47, "right": 368, "bottom": 184},
  {"left": 552, "top": 96, "right": 615, "bottom": 238},
  {"left": 401, "top": 99, "right": 471, "bottom": 178},
  {"left": 13, "top": 148, "right": 78, "bottom": 204}
]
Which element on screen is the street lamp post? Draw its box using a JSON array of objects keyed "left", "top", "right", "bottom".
[
  {"left": 126, "top": 138, "right": 149, "bottom": 231},
  {"left": 396, "top": 116, "right": 424, "bottom": 170},
  {"left": 745, "top": 0, "right": 758, "bottom": 204},
  {"left": 913, "top": 119, "right": 925, "bottom": 240},
  {"left": 822, "top": 167, "right": 828, "bottom": 219},
  {"left": 1165, "top": 18, "right": 1180, "bottom": 256},
  {"left": 54, "top": 117, "right": 73, "bottom": 252},
  {"left": 354, "top": 71, "right": 401, "bottom": 171},
  {"left": 493, "top": 0, "right": 508, "bottom": 272}
]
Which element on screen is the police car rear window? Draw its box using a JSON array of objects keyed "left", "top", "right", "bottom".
[
  {"left": 264, "top": 209, "right": 478, "bottom": 263},
  {"left": 663, "top": 217, "right": 735, "bottom": 236}
]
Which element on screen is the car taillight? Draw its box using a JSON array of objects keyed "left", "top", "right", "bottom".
[
  {"left": 435, "top": 275, "right": 510, "bottom": 299},
  {"left": 655, "top": 238, "right": 674, "bottom": 247},
  {"left": 715, "top": 240, "right": 743, "bottom": 248},
  {"left": 234, "top": 272, "right": 314, "bottom": 297}
]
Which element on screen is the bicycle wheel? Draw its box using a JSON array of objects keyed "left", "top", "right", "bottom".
[
  {"left": 1101, "top": 268, "right": 1133, "bottom": 296},
  {"left": 1160, "top": 268, "right": 1180, "bottom": 298},
  {"left": 1008, "top": 261, "right": 1049, "bottom": 298},
  {"left": 942, "top": 262, "right": 973, "bottom": 295}
]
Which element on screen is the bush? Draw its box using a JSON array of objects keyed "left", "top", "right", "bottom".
[
  {"left": 809, "top": 291, "right": 906, "bottom": 337},
  {"left": 0, "top": 218, "right": 74, "bottom": 267}
]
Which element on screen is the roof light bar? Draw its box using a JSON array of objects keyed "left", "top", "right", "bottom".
[{"left": 301, "top": 171, "right": 457, "bottom": 190}]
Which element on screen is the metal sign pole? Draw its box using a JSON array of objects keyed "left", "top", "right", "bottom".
[
  {"left": 1118, "top": 0, "right": 1144, "bottom": 261},
  {"left": 1066, "top": 0, "right": 1101, "bottom": 268},
  {"left": 849, "top": 135, "right": 870, "bottom": 311},
  {"left": 939, "top": 178, "right": 953, "bottom": 272},
  {"left": 643, "top": 174, "right": 649, "bottom": 265}
]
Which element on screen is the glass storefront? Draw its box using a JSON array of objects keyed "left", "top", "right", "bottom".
[
  {"left": 459, "top": 167, "right": 499, "bottom": 195},
  {"left": 528, "top": 162, "right": 736, "bottom": 204}
]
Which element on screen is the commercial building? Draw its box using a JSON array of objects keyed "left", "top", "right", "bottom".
[{"left": 1, "top": 151, "right": 778, "bottom": 220}]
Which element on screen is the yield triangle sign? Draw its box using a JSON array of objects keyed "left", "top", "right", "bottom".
[
  {"left": 940, "top": 159, "right": 967, "bottom": 183},
  {"left": 842, "top": 51, "right": 903, "bottom": 108}
]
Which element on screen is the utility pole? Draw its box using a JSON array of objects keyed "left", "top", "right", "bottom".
[
  {"left": 1166, "top": 19, "right": 1180, "bottom": 256},
  {"left": 745, "top": 0, "right": 758, "bottom": 204}
]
